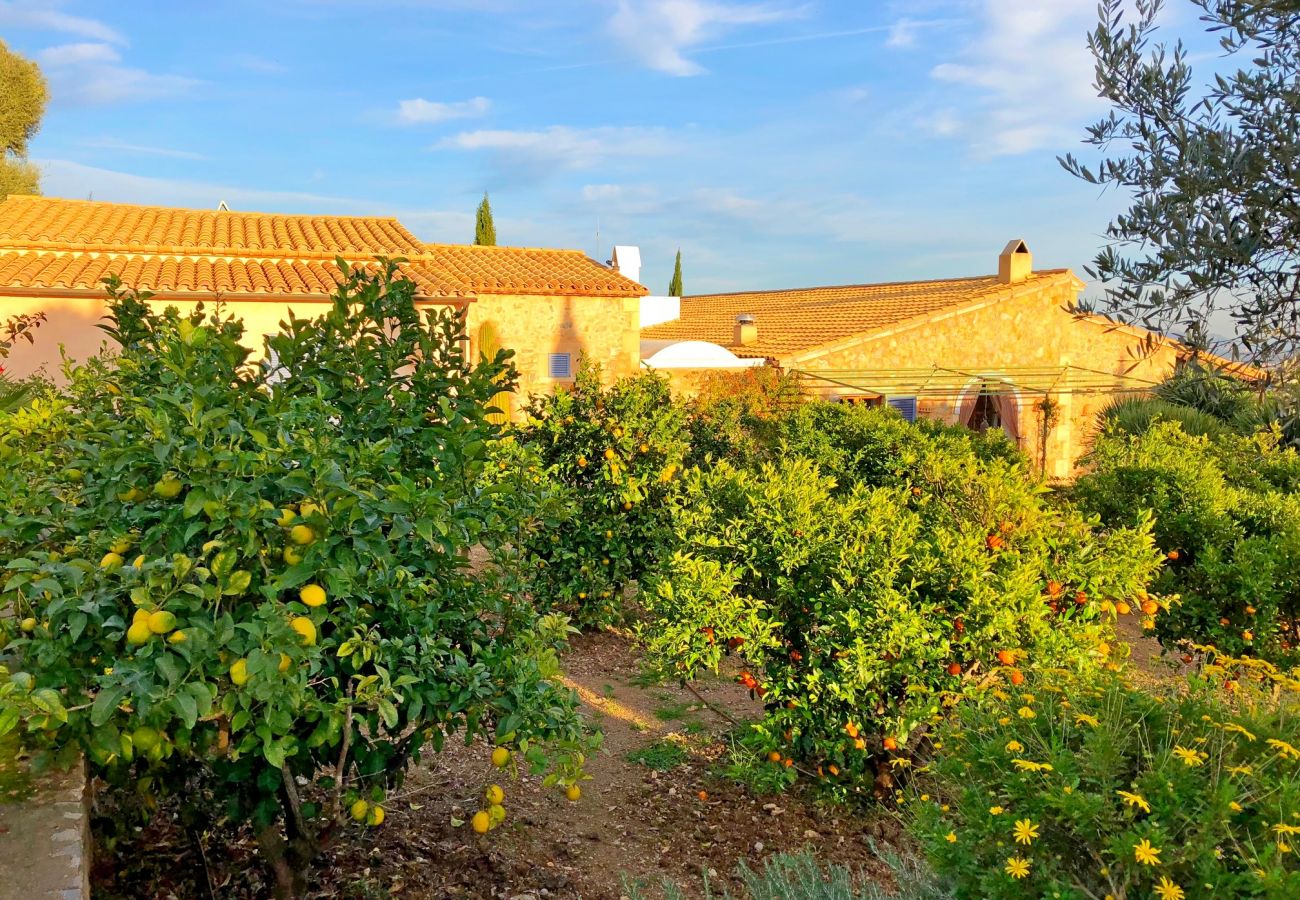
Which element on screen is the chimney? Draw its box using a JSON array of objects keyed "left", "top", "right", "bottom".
[
  {"left": 733, "top": 313, "right": 758, "bottom": 347},
  {"left": 610, "top": 245, "right": 642, "bottom": 285},
  {"left": 998, "top": 239, "right": 1032, "bottom": 284}
]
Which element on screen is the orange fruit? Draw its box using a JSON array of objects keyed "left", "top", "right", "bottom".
[
  {"left": 883, "top": 737, "right": 899, "bottom": 751},
  {"left": 1140, "top": 599, "right": 1159, "bottom": 616},
  {"left": 767, "top": 750, "right": 781, "bottom": 763},
  {"left": 996, "top": 650, "right": 1016, "bottom": 666},
  {"left": 1114, "top": 601, "right": 1131, "bottom": 615},
  {"left": 1009, "top": 669, "right": 1025, "bottom": 686}
]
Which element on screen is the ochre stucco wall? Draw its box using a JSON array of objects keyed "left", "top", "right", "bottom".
[
  {"left": 786, "top": 279, "right": 1182, "bottom": 477},
  {"left": 0, "top": 294, "right": 357, "bottom": 380},
  {"left": 466, "top": 293, "right": 641, "bottom": 413},
  {"left": 3, "top": 291, "right": 641, "bottom": 415}
]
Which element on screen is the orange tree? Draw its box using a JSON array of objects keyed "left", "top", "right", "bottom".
[
  {"left": 510, "top": 360, "right": 689, "bottom": 625},
  {"left": 639, "top": 404, "right": 1163, "bottom": 798},
  {"left": 1073, "top": 421, "right": 1300, "bottom": 664},
  {"left": 0, "top": 264, "right": 587, "bottom": 895}
]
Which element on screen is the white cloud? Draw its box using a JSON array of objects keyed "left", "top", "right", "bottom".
[
  {"left": 396, "top": 96, "right": 491, "bottom": 125},
  {"left": 38, "top": 42, "right": 120, "bottom": 66},
  {"left": 37, "top": 42, "right": 200, "bottom": 106},
  {"left": 439, "top": 126, "right": 674, "bottom": 172},
  {"left": 0, "top": 2, "right": 124, "bottom": 43},
  {"left": 607, "top": 0, "right": 801, "bottom": 76},
  {"left": 886, "top": 18, "right": 918, "bottom": 48},
  {"left": 926, "top": 0, "right": 1100, "bottom": 156},
  {"left": 80, "top": 136, "right": 208, "bottom": 161}
]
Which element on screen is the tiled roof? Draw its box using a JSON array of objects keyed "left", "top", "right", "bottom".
[
  {"left": 640, "top": 271, "right": 1075, "bottom": 360},
  {"left": 0, "top": 250, "right": 463, "bottom": 298},
  {"left": 0, "top": 194, "right": 426, "bottom": 258},
  {"left": 0, "top": 196, "right": 644, "bottom": 300},
  {"left": 425, "top": 243, "right": 646, "bottom": 297}
]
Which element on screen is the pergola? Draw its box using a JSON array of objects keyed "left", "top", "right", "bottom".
[{"left": 790, "top": 364, "right": 1161, "bottom": 401}]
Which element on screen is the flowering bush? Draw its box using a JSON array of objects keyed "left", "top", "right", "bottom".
[
  {"left": 1073, "top": 421, "right": 1300, "bottom": 663},
  {"left": 911, "top": 655, "right": 1300, "bottom": 898},
  {"left": 640, "top": 405, "right": 1162, "bottom": 796},
  {"left": 0, "top": 265, "right": 587, "bottom": 893},
  {"left": 512, "top": 360, "right": 689, "bottom": 625}
]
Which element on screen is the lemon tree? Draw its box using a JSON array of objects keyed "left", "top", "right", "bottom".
[
  {"left": 0, "top": 263, "right": 587, "bottom": 896},
  {"left": 509, "top": 360, "right": 689, "bottom": 625}
]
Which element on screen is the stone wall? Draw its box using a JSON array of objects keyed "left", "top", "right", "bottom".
[
  {"left": 467, "top": 293, "right": 642, "bottom": 409},
  {"left": 0, "top": 758, "right": 90, "bottom": 899},
  {"left": 788, "top": 278, "right": 1181, "bottom": 477}
]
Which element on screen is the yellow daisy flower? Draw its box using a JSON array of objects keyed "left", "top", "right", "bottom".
[
  {"left": 989, "top": 805, "right": 1005, "bottom": 815},
  {"left": 1004, "top": 856, "right": 1031, "bottom": 879},
  {"left": 1074, "top": 713, "right": 1100, "bottom": 728},
  {"left": 945, "top": 831, "right": 957, "bottom": 843},
  {"left": 1220, "top": 723, "right": 1257, "bottom": 741},
  {"left": 1154, "top": 876, "right": 1185, "bottom": 900},
  {"left": 1172, "top": 746, "right": 1206, "bottom": 767},
  {"left": 1005, "top": 740, "right": 1024, "bottom": 753},
  {"left": 1017, "top": 706, "right": 1036, "bottom": 719},
  {"left": 998, "top": 716, "right": 1012, "bottom": 725},
  {"left": 1228, "top": 764, "right": 1254, "bottom": 776},
  {"left": 1134, "top": 838, "right": 1162, "bottom": 866},
  {"left": 1013, "top": 818, "right": 1039, "bottom": 845},
  {"left": 1230, "top": 801, "right": 1243, "bottom": 813},
  {"left": 1117, "top": 790, "right": 1151, "bottom": 813},
  {"left": 1273, "top": 823, "right": 1300, "bottom": 836},
  {"left": 1268, "top": 738, "right": 1300, "bottom": 761}
]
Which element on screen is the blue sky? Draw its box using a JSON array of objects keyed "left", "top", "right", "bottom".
[{"left": 1, "top": 1, "right": 1205, "bottom": 296}]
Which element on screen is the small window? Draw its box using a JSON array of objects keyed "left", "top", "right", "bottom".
[
  {"left": 887, "top": 396, "right": 918, "bottom": 422},
  {"left": 548, "top": 353, "right": 572, "bottom": 379}
]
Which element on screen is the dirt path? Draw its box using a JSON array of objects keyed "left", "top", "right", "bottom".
[{"left": 312, "top": 630, "right": 900, "bottom": 898}]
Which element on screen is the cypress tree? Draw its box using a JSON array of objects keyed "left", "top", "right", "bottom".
[
  {"left": 474, "top": 192, "right": 496, "bottom": 246},
  {"left": 667, "top": 249, "right": 683, "bottom": 297}
]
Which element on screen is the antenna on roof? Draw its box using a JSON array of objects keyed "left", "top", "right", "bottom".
[{"left": 216, "top": 200, "right": 231, "bottom": 211}]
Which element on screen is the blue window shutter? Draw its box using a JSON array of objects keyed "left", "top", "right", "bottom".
[
  {"left": 887, "top": 396, "right": 918, "bottom": 422},
  {"left": 548, "top": 353, "right": 572, "bottom": 379}
]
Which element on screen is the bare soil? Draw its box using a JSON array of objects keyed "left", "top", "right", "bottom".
[{"left": 91, "top": 630, "right": 904, "bottom": 899}]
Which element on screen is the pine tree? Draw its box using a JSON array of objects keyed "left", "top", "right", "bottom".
[
  {"left": 668, "top": 249, "right": 683, "bottom": 297},
  {"left": 474, "top": 193, "right": 496, "bottom": 246},
  {"left": 0, "top": 40, "right": 47, "bottom": 200}
]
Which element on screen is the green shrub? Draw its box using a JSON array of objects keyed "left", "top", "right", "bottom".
[
  {"left": 0, "top": 265, "right": 588, "bottom": 892},
  {"left": 1074, "top": 421, "right": 1300, "bottom": 663},
  {"left": 640, "top": 407, "right": 1161, "bottom": 796},
  {"left": 683, "top": 367, "right": 804, "bottom": 468},
  {"left": 911, "top": 657, "right": 1300, "bottom": 898},
  {"left": 512, "top": 359, "right": 690, "bottom": 625}
]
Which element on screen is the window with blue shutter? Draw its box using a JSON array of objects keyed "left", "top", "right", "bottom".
[
  {"left": 548, "top": 353, "right": 572, "bottom": 379},
  {"left": 887, "top": 396, "right": 918, "bottom": 422}
]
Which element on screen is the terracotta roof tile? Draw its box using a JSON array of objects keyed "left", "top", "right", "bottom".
[
  {"left": 426, "top": 243, "right": 646, "bottom": 297},
  {"left": 0, "top": 196, "right": 645, "bottom": 301},
  {"left": 641, "top": 272, "right": 1075, "bottom": 360}
]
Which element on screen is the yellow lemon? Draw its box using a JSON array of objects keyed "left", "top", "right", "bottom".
[
  {"left": 276, "top": 508, "right": 296, "bottom": 527},
  {"left": 229, "top": 658, "right": 250, "bottom": 685},
  {"left": 278, "top": 653, "right": 292, "bottom": 673},
  {"left": 126, "top": 620, "right": 153, "bottom": 645},
  {"left": 565, "top": 784, "right": 581, "bottom": 802},
  {"left": 299, "top": 501, "right": 321, "bottom": 519},
  {"left": 154, "top": 476, "right": 182, "bottom": 499},
  {"left": 19, "top": 617, "right": 36, "bottom": 633},
  {"left": 491, "top": 747, "right": 510, "bottom": 768},
  {"left": 471, "top": 810, "right": 490, "bottom": 834},
  {"left": 168, "top": 630, "right": 187, "bottom": 644},
  {"left": 299, "top": 584, "right": 326, "bottom": 608},
  {"left": 349, "top": 799, "right": 369, "bottom": 822},
  {"left": 147, "top": 611, "right": 176, "bottom": 634},
  {"left": 282, "top": 546, "right": 304, "bottom": 566},
  {"left": 132, "top": 727, "right": 160, "bottom": 752},
  {"left": 289, "top": 524, "right": 316, "bottom": 546},
  {"left": 291, "top": 616, "right": 317, "bottom": 646},
  {"left": 487, "top": 803, "right": 505, "bottom": 827},
  {"left": 366, "top": 805, "right": 385, "bottom": 826},
  {"left": 604, "top": 448, "right": 616, "bottom": 461},
  {"left": 132, "top": 555, "right": 146, "bottom": 570},
  {"left": 484, "top": 784, "right": 504, "bottom": 805},
  {"left": 100, "top": 552, "right": 124, "bottom": 570},
  {"left": 110, "top": 538, "right": 132, "bottom": 555},
  {"left": 133, "top": 608, "right": 151, "bottom": 624}
]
